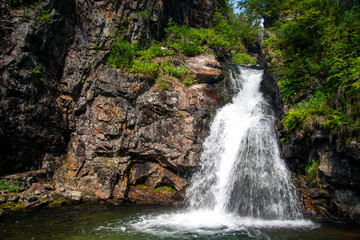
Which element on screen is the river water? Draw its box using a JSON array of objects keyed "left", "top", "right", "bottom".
[
  {"left": 1, "top": 204, "right": 360, "bottom": 239},
  {"left": 1, "top": 66, "right": 360, "bottom": 239}
]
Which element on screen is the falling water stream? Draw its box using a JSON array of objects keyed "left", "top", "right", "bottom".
[{"left": 187, "top": 65, "right": 302, "bottom": 219}]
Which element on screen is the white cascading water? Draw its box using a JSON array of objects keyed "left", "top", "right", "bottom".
[
  {"left": 130, "top": 65, "right": 314, "bottom": 237},
  {"left": 187, "top": 65, "right": 301, "bottom": 219}
]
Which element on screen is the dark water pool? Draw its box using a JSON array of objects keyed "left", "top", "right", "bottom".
[{"left": 1, "top": 204, "right": 359, "bottom": 240}]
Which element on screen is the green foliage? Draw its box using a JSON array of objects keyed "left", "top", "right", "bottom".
[
  {"left": 0, "top": 179, "right": 22, "bottom": 193},
  {"left": 36, "top": 8, "right": 51, "bottom": 23},
  {"left": 256, "top": 0, "right": 360, "bottom": 139},
  {"left": 93, "top": 40, "right": 101, "bottom": 54},
  {"left": 106, "top": 37, "right": 138, "bottom": 69},
  {"left": 106, "top": 37, "right": 194, "bottom": 88},
  {"left": 9, "top": 0, "right": 41, "bottom": 8},
  {"left": 139, "top": 10, "right": 149, "bottom": 19},
  {"left": 156, "top": 76, "right": 170, "bottom": 90},
  {"left": 135, "top": 184, "right": 176, "bottom": 192},
  {"left": 106, "top": 9, "right": 263, "bottom": 89},
  {"left": 305, "top": 160, "right": 320, "bottom": 187},
  {"left": 129, "top": 60, "right": 158, "bottom": 77},
  {"left": 30, "top": 65, "right": 44, "bottom": 83},
  {"left": 160, "top": 60, "right": 194, "bottom": 81},
  {"left": 30, "top": 65, "right": 42, "bottom": 74},
  {"left": 20, "top": 7, "right": 32, "bottom": 22},
  {"left": 281, "top": 90, "right": 354, "bottom": 133},
  {"left": 183, "top": 79, "right": 193, "bottom": 87},
  {"left": 164, "top": 16, "right": 246, "bottom": 55},
  {"left": 232, "top": 52, "right": 256, "bottom": 65}
]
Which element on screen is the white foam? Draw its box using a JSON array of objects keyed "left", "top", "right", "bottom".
[{"left": 130, "top": 210, "right": 316, "bottom": 237}]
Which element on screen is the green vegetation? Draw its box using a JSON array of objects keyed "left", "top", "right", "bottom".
[
  {"left": 239, "top": 0, "right": 360, "bottom": 140},
  {"left": 30, "top": 65, "right": 44, "bottom": 83},
  {"left": 154, "top": 186, "right": 176, "bottom": 192},
  {"left": 105, "top": 36, "right": 195, "bottom": 88},
  {"left": 106, "top": 10, "right": 261, "bottom": 88},
  {"left": 140, "top": 10, "right": 149, "bottom": 19},
  {"left": 36, "top": 8, "right": 51, "bottom": 23},
  {"left": 304, "top": 160, "right": 322, "bottom": 190},
  {"left": 30, "top": 65, "right": 42, "bottom": 74},
  {"left": 135, "top": 184, "right": 176, "bottom": 192},
  {"left": 0, "top": 179, "right": 23, "bottom": 193},
  {"left": 165, "top": 14, "right": 247, "bottom": 56},
  {"left": 232, "top": 52, "right": 256, "bottom": 65},
  {"left": 1, "top": 201, "right": 26, "bottom": 211},
  {"left": 47, "top": 197, "right": 71, "bottom": 208}
]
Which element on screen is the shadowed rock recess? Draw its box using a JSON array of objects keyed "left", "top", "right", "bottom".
[{"left": 0, "top": 0, "right": 227, "bottom": 208}]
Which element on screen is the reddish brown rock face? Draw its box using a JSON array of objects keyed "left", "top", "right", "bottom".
[{"left": 53, "top": 65, "right": 224, "bottom": 203}]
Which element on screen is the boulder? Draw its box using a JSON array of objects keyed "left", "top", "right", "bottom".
[{"left": 185, "top": 55, "right": 223, "bottom": 84}]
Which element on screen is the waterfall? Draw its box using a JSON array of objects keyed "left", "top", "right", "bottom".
[
  {"left": 131, "top": 65, "right": 313, "bottom": 237},
  {"left": 186, "top": 65, "right": 302, "bottom": 220}
]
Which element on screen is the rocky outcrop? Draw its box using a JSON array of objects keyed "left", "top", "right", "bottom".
[
  {"left": 185, "top": 55, "right": 223, "bottom": 84},
  {"left": 53, "top": 64, "right": 223, "bottom": 204},
  {"left": 279, "top": 129, "right": 360, "bottom": 222},
  {"left": 0, "top": 0, "right": 226, "bottom": 209}
]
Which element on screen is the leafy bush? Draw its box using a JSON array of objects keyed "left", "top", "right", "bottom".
[
  {"left": 106, "top": 37, "right": 137, "bottom": 69},
  {"left": 232, "top": 52, "right": 256, "bottom": 65},
  {"left": 128, "top": 60, "right": 158, "bottom": 77}
]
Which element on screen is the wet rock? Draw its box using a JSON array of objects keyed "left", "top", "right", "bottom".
[
  {"left": 335, "top": 190, "right": 360, "bottom": 221},
  {"left": 130, "top": 162, "right": 187, "bottom": 191},
  {"left": 28, "top": 183, "right": 54, "bottom": 195},
  {"left": 319, "top": 151, "right": 360, "bottom": 188},
  {"left": 60, "top": 191, "right": 82, "bottom": 202},
  {"left": 128, "top": 186, "right": 179, "bottom": 205}
]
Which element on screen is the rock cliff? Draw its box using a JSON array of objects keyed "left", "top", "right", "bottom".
[{"left": 0, "top": 0, "right": 227, "bottom": 209}]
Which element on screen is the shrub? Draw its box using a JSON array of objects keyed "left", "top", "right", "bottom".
[
  {"left": 106, "top": 38, "right": 138, "bottom": 69},
  {"left": 128, "top": 60, "right": 158, "bottom": 77},
  {"left": 232, "top": 52, "right": 256, "bottom": 65}
]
